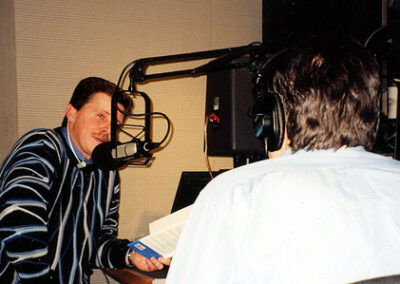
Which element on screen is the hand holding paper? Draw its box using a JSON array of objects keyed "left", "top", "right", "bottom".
[{"left": 128, "top": 205, "right": 193, "bottom": 259}]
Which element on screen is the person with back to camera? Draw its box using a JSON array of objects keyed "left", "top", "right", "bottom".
[
  {"left": 166, "top": 34, "right": 400, "bottom": 284},
  {"left": 0, "top": 77, "right": 170, "bottom": 283}
]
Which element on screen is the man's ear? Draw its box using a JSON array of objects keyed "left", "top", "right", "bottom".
[
  {"left": 66, "top": 104, "right": 78, "bottom": 121},
  {"left": 283, "top": 127, "right": 291, "bottom": 149}
]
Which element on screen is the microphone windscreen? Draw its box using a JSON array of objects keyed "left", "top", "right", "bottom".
[{"left": 91, "top": 142, "right": 117, "bottom": 171}]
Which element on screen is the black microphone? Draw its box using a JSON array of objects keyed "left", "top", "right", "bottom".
[{"left": 91, "top": 140, "right": 153, "bottom": 170}]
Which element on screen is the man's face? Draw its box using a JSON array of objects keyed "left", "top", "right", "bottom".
[{"left": 67, "top": 92, "right": 125, "bottom": 160}]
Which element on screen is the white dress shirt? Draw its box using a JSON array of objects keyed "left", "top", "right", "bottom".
[{"left": 166, "top": 147, "right": 400, "bottom": 284}]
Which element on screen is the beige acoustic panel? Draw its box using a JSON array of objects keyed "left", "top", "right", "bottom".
[
  {"left": 0, "top": 0, "right": 18, "bottom": 161},
  {"left": 211, "top": 0, "right": 263, "bottom": 47}
]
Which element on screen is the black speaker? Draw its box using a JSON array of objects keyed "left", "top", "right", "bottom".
[{"left": 205, "top": 66, "right": 266, "bottom": 157}]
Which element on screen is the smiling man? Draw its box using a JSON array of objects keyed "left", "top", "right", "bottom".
[{"left": 0, "top": 77, "right": 170, "bottom": 283}]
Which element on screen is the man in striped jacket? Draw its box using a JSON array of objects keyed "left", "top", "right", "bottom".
[{"left": 0, "top": 77, "right": 170, "bottom": 283}]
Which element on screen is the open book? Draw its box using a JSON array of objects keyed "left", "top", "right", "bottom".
[{"left": 128, "top": 205, "right": 193, "bottom": 259}]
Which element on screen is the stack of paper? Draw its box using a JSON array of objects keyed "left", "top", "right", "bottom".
[{"left": 128, "top": 205, "right": 193, "bottom": 259}]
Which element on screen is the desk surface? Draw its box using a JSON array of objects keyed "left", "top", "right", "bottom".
[{"left": 107, "top": 267, "right": 168, "bottom": 284}]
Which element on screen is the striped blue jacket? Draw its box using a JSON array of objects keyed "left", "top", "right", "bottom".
[{"left": 0, "top": 128, "right": 130, "bottom": 283}]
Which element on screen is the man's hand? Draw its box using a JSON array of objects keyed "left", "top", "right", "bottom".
[{"left": 128, "top": 250, "right": 171, "bottom": 272}]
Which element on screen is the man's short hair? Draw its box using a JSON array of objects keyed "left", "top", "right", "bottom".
[
  {"left": 62, "top": 77, "right": 133, "bottom": 126},
  {"left": 270, "top": 34, "right": 380, "bottom": 152}
]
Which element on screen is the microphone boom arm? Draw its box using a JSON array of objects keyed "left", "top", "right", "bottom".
[
  {"left": 129, "top": 43, "right": 263, "bottom": 85},
  {"left": 110, "top": 42, "right": 265, "bottom": 166}
]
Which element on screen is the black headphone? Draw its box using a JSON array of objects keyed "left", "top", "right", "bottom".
[
  {"left": 252, "top": 49, "right": 287, "bottom": 152},
  {"left": 253, "top": 92, "right": 285, "bottom": 152}
]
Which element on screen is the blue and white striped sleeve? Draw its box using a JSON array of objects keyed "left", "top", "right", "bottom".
[{"left": 0, "top": 130, "right": 61, "bottom": 282}]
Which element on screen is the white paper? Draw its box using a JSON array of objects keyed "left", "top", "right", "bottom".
[{"left": 130, "top": 205, "right": 193, "bottom": 258}]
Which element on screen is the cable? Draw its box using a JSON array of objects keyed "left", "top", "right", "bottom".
[
  {"left": 116, "top": 60, "right": 137, "bottom": 88},
  {"left": 203, "top": 115, "right": 214, "bottom": 179},
  {"left": 121, "top": 111, "right": 171, "bottom": 147},
  {"left": 113, "top": 89, "right": 171, "bottom": 151},
  {"left": 364, "top": 25, "right": 387, "bottom": 48}
]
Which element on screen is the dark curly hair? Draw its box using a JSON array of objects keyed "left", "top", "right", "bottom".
[{"left": 269, "top": 33, "right": 380, "bottom": 152}]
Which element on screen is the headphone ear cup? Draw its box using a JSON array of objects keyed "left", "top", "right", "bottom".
[
  {"left": 268, "top": 93, "right": 285, "bottom": 151},
  {"left": 253, "top": 93, "right": 285, "bottom": 152}
]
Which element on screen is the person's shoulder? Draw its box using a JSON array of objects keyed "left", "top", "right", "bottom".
[
  {"left": 197, "top": 154, "right": 294, "bottom": 202},
  {"left": 213, "top": 151, "right": 298, "bottom": 183},
  {"left": 4, "top": 128, "right": 65, "bottom": 164},
  {"left": 358, "top": 148, "right": 400, "bottom": 170},
  {"left": 16, "top": 127, "right": 63, "bottom": 146},
  {"left": 21, "top": 127, "right": 60, "bottom": 139},
  {"left": 310, "top": 146, "right": 400, "bottom": 170},
  {"left": 197, "top": 147, "right": 400, "bottom": 201},
  {"left": 0, "top": 128, "right": 67, "bottom": 185}
]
